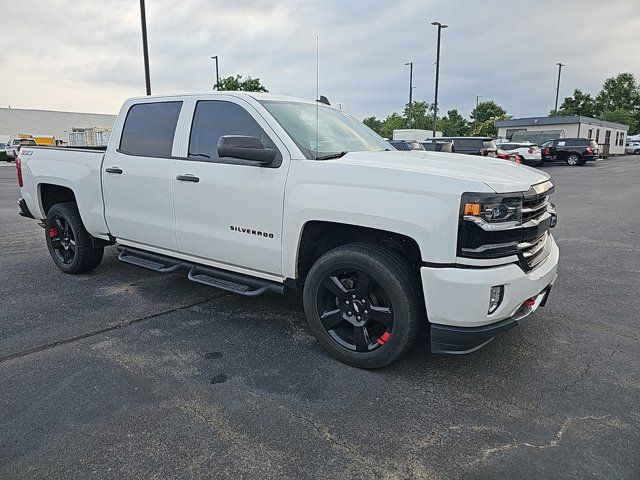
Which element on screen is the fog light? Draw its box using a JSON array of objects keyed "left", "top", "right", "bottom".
[{"left": 488, "top": 285, "right": 504, "bottom": 314}]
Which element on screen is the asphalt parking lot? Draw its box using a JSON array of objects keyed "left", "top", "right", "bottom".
[{"left": 1, "top": 156, "right": 639, "bottom": 479}]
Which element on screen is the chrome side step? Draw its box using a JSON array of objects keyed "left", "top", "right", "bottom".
[{"left": 116, "top": 246, "right": 284, "bottom": 297}]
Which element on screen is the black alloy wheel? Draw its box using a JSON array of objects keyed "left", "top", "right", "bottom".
[
  {"left": 303, "top": 243, "right": 423, "bottom": 368},
  {"left": 45, "top": 202, "right": 104, "bottom": 274},
  {"left": 48, "top": 215, "right": 76, "bottom": 265},
  {"left": 317, "top": 269, "right": 394, "bottom": 353}
]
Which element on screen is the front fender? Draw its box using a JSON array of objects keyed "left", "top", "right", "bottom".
[{"left": 281, "top": 162, "right": 467, "bottom": 279}]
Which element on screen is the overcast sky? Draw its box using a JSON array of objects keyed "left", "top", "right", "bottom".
[{"left": 1, "top": 0, "right": 638, "bottom": 120}]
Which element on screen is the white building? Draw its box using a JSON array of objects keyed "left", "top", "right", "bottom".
[
  {"left": 495, "top": 115, "right": 629, "bottom": 155},
  {"left": 0, "top": 107, "right": 116, "bottom": 145}
]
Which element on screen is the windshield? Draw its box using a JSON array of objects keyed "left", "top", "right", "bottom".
[
  {"left": 18, "top": 139, "right": 37, "bottom": 145},
  {"left": 260, "top": 101, "right": 391, "bottom": 159}
]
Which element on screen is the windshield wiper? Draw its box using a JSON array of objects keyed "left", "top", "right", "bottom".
[
  {"left": 315, "top": 151, "right": 348, "bottom": 160},
  {"left": 189, "top": 153, "right": 211, "bottom": 159}
]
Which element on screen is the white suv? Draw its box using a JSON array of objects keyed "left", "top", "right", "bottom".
[{"left": 497, "top": 142, "right": 543, "bottom": 167}]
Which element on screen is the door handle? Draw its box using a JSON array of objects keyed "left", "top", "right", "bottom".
[
  {"left": 176, "top": 174, "right": 200, "bottom": 183},
  {"left": 105, "top": 167, "right": 123, "bottom": 174}
]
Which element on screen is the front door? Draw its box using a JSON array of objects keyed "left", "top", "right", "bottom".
[
  {"left": 173, "top": 97, "right": 289, "bottom": 276},
  {"left": 103, "top": 100, "right": 183, "bottom": 251}
]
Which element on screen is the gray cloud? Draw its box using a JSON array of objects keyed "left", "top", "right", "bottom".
[{"left": 1, "top": 0, "right": 638, "bottom": 120}]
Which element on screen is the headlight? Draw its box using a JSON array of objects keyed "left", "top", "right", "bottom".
[{"left": 461, "top": 193, "right": 523, "bottom": 231}]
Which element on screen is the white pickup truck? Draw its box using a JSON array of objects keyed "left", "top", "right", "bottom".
[{"left": 17, "top": 92, "right": 559, "bottom": 368}]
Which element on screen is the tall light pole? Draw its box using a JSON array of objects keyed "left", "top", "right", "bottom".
[
  {"left": 554, "top": 62, "right": 565, "bottom": 114},
  {"left": 211, "top": 56, "right": 220, "bottom": 89},
  {"left": 431, "top": 21, "right": 447, "bottom": 137},
  {"left": 476, "top": 95, "right": 482, "bottom": 108},
  {"left": 139, "top": 0, "right": 151, "bottom": 95},
  {"left": 404, "top": 62, "right": 414, "bottom": 128}
]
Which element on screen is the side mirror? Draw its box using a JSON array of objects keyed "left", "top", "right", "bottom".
[{"left": 217, "top": 135, "right": 277, "bottom": 165}]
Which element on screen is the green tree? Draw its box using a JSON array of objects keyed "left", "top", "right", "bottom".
[
  {"left": 379, "top": 113, "right": 407, "bottom": 139},
  {"left": 362, "top": 116, "right": 383, "bottom": 135},
  {"left": 551, "top": 89, "right": 597, "bottom": 117},
  {"left": 594, "top": 73, "right": 640, "bottom": 114},
  {"left": 470, "top": 100, "right": 507, "bottom": 123},
  {"left": 437, "top": 109, "right": 469, "bottom": 136},
  {"left": 469, "top": 100, "right": 508, "bottom": 137},
  {"left": 594, "top": 73, "right": 640, "bottom": 134},
  {"left": 214, "top": 75, "right": 268, "bottom": 92},
  {"left": 602, "top": 108, "right": 638, "bottom": 134},
  {"left": 403, "top": 101, "right": 435, "bottom": 130}
]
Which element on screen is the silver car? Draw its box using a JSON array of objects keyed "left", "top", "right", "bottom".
[{"left": 626, "top": 142, "right": 640, "bottom": 155}]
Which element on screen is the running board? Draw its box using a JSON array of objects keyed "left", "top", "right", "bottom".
[{"left": 116, "top": 246, "right": 284, "bottom": 297}]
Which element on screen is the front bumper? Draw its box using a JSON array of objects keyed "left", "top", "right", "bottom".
[
  {"left": 430, "top": 283, "right": 554, "bottom": 354},
  {"left": 421, "top": 235, "right": 559, "bottom": 352}
]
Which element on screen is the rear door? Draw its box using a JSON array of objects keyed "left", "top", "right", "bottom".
[
  {"left": 172, "top": 96, "right": 290, "bottom": 276},
  {"left": 102, "top": 99, "right": 183, "bottom": 252}
]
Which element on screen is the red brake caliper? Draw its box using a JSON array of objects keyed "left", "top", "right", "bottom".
[
  {"left": 48, "top": 228, "right": 58, "bottom": 238},
  {"left": 377, "top": 331, "right": 391, "bottom": 346}
]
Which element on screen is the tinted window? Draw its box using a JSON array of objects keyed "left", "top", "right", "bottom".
[
  {"left": 390, "top": 141, "right": 409, "bottom": 150},
  {"left": 565, "top": 139, "right": 592, "bottom": 147},
  {"left": 189, "top": 100, "right": 278, "bottom": 162},
  {"left": 455, "top": 139, "right": 483, "bottom": 150},
  {"left": 119, "top": 101, "right": 182, "bottom": 157}
]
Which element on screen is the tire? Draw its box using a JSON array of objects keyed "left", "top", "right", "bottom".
[
  {"left": 45, "top": 202, "right": 104, "bottom": 274},
  {"left": 303, "top": 242, "right": 423, "bottom": 369},
  {"left": 530, "top": 158, "right": 544, "bottom": 168},
  {"left": 634, "top": 149, "right": 640, "bottom": 155},
  {"left": 566, "top": 153, "right": 581, "bottom": 166}
]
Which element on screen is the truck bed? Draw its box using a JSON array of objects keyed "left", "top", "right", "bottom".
[{"left": 19, "top": 145, "right": 109, "bottom": 238}]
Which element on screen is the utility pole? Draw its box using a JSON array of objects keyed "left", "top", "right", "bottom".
[
  {"left": 211, "top": 56, "right": 220, "bottom": 89},
  {"left": 404, "top": 62, "right": 414, "bottom": 128},
  {"left": 139, "top": 0, "right": 151, "bottom": 95},
  {"left": 554, "top": 62, "right": 565, "bottom": 114},
  {"left": 476, "top": 95, "right": 481, "bottom": 108},
  {"left": 431, "top": 21, "right": 448, "bottom": 137}
]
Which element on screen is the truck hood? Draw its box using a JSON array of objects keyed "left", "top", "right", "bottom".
[{"left": 334, "top": 151, "right": 550, "bottom": 193}]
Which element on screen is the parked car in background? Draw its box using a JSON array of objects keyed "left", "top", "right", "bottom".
[
  {"left": 5, "top": 138, "right": 38, "bottom": 161},
  {"left": 496, "top": 149, "right": 521, "bottom": 163},
  {"left": 420, "top": 140, "right": 453, "bottom": 153},
  {"left": 625, "top": 142, "right": 640, "bottom": 155},
  {"left": 439, "top": 137, "right": 498, "bottom": 156},
  {"left": 389, "top": 140, "right": 425, "bottom": 151},
  {"left": 497, "top": 142, "right": 543, "bottom": 167},
  {"left": 539, "top": 138, "right": 598, "bottom": 166}
]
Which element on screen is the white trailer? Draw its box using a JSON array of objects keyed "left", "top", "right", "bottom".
[{"left": 393, "top": 129, "right": 442, "bottom": 141}]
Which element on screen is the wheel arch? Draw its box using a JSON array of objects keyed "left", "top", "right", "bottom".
[
  {"left": 39, "top": 183, "right": 77, "bottom": 215},
  {"left": 39, "top": 184, "right": 111, "bottom": 249},
  {"left": 291, "top": 220, "right": 423, "bottom": 286}
]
